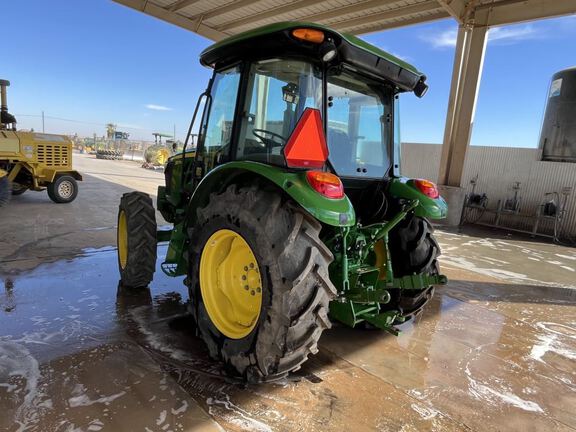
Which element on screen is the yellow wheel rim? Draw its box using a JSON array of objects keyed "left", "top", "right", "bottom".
[
  {"left": 199, "top": 229, "right": 263, "bottom": 339},
  {"left": 118, "top": 210, "right": 128, "bottom": 269}
]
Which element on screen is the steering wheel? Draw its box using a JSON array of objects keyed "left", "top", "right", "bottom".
[{"left": 252, "top": 129, "right": 287, "bottom": 151}]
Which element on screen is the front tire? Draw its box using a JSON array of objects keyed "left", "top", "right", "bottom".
[
  {"left": 387, "top": 215, "right": 440, "bottom": 320},
  {"left": 117, "top": 192, "right": 157, "bottom": 289},
  {"left": 187, "top": 184, "right": 336, "bottom": 383},
  {"left": 47, "top": 175, "right": 78, "bottom": 203}
]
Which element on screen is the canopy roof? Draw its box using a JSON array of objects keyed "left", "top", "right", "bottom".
[{"left": 113, "top": 0, "right": 576, "bottom": 42}]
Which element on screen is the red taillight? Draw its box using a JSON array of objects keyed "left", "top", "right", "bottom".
[
  {"left": 284, "top": 108, "right": 329, "bottom": 169},
  {"left": 414, "top": 179, "right": 439, "bottom": 199},
  {"left": 306, "top": 171, "right": 344, "bottom": 199}
]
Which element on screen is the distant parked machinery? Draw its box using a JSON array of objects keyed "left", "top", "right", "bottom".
[
  {"left": 0, "top": 79, "right": 82, "bottom": 204},
  {"left": 96, "top": 149, "right": 124, "bottom": 160},
  {"left": 539, "top": 67, "right": 576, "bottom": 162},
  {"left": 143, "top": 145, "right": 171, "bottom": 166}
]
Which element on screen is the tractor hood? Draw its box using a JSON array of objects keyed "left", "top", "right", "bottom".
[{"left": 200, "top": 22, "right": 428, "bottom": 96}]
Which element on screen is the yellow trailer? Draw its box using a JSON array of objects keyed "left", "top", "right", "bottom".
[{"left": 0, "top": 79, "right": 82, "bottom": 203}]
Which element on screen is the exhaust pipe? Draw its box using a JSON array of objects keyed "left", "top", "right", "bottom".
[
  {"left": 0, "top": 79, "right": 16, "bottom": 131},
  {"left": 0, "top": 79, "right": 9, "bottom": 113}
]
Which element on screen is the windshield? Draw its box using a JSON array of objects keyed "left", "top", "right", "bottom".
[
  {"left": 327, "top": 70, "right": 392, "bottom": 178},
  {"left": 236, "top": 59, "right": 322, "bottom": 164}
]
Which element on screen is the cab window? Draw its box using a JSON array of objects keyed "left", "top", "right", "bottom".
[
  {"left": 236, "top": 59, "right": 322, "bottom": 165},
  {"left": 327, "top": 71, "right": 391, "bottom": 178},
  {"left": 198, "top": 66, "right": 241, "bottom": 173}
]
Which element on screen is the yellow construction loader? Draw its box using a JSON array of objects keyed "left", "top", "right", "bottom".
[{"left": 0, "top": 79, "right": 82, "bottom": 204}]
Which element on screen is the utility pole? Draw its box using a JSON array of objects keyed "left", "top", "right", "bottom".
[
  {"left": 42, "top": 111, "right": 45, "bottom": 133},
  {"left": 173, "top": 124, "right": 176, "bottom": 141}
]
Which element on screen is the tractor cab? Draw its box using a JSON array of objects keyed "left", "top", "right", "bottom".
[{"left": 162, "top": 23, "right": 430, "bottom": 223}]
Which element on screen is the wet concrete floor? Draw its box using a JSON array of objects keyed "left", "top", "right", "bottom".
[
  {"left": 1, "top": 155, "right": 575, "bottom": 431},
  {"left": 1, "top": 241, "right": 575, "bottom": 432},
  {"left": 0, "top": 153, "right": 165, "bottom": 274}
]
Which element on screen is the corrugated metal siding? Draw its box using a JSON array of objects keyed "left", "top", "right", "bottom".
[{"left": 401, "top": 143, "right": 576, "bottom": 236}]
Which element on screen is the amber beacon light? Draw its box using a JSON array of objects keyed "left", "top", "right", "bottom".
[{"left": 292, "top": 28, "right": 325, "bottom": 44}]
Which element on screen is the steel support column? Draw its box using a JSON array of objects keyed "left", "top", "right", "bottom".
[
  {"left": 439, "top": 23, "right": 487, "bottom": 187},
  {"left": 437, "top": 23, "right": 487, "bottom": 224}
]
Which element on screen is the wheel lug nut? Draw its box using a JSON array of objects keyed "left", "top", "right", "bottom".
[
  {"left": 256, "top": 287, "right": 261, "bottom": 293},
  {"left": 244, "top": 285, "right": 249, "bottom": 290},
  {"left": 251, "top": 290, "right": 255, "bottom": 296},
  {"left": 244, "top": 266, "right": 248, "bottom": 271},
  {"left": 242, "top": 275, "right": 247, "bottom": 280},
  {"left": 250, "top": 263, "right": 254, "bottom": 268}
]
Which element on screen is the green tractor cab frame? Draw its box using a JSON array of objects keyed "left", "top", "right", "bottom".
[{"left": 117, "top": 22, "right": 447, "bottom": 383}]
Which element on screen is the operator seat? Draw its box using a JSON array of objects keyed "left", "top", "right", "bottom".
[{"left": 327, "top": 128, "right": 354, "bottom": 176}]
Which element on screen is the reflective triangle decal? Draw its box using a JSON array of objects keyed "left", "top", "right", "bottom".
[{"left": 284, "top": 108, "right": 328, "bottom": 168}]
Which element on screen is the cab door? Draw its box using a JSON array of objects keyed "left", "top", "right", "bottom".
[
  {"left": 193, "top": 65, "right": 242, "bottom": 181},
  {"left": 168, "top": 65, "right": 242, "bottom": 208}
]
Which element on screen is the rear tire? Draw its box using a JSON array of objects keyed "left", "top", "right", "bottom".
[
  {"left": 187, "top": 184, "right": 336, "bottom": 383},
  {"left": 117, "top": 192, "right": 157, "bottom": 289},
  {"left": 47, "top": 175, "right": 78, "bottom": 203},
  {"left": 387, "top": 215, "right": 440, "bottom": 320}
]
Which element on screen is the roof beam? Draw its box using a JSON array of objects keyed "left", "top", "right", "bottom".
[
  {"left": 349, "top": 10, "right": 450, "bottom": 35},
  {"left": 219, "top": 0, "right": 406, "bottom": 32},
  {"left": 299, "top": 0, "right": 410, "bottom": 26},
  {"left": 167, "top": 0, "right": 202, "bottom": 12},
  {"left": 112, "top": 0, "right": 228, "bottom": 40},
  {"left": 188, "top": 0, "right": 260, "bottom": 22},
  {"left": 435, "top": 0, "right": 466, "bottom": 23},
  {"left": 474, "top": 0, "right": 576, "bottom": 26},
  {"left": 331, "top": 1, "right": 442, "bottom": 31}
]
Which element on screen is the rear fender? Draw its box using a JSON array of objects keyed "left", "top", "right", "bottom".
[
  {"left": 185, "top": 161, "right": 356, "bottom": 228},
  {"left": 388, "top": 177, "right": 447, "bottom": 219}
]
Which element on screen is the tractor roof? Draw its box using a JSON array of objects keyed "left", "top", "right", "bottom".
[{"left": 200, "top": 22, "right": 426, "bottom": 94}]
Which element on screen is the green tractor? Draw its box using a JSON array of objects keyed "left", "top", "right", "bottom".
[{"left": 117, "top": 22, "right": 447, "bottom": 382}]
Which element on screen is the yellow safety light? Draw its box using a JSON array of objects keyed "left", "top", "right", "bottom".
[{"left": 292, "top": 28, "right": 325, "bottom": 44}]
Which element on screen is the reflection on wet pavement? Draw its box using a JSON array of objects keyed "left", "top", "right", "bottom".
[
  {"left": 437, "top": 227, "right": 576, "bottom": 288},
  {"left": 1, "top": 240, "right": 575, "bottom": 431}
]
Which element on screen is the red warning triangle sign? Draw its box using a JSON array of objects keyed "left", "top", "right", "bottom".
[{"left": 284, "top": 108, "right": 329, "bottom": 168}]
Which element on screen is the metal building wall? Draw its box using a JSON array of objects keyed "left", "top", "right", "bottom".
[{"left": 401, "top": 143, "right": 576, "bottom": 236}]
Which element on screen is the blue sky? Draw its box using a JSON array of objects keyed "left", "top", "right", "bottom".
[{"left": 3, "top": 1, "right": 575, "bottom": 146}]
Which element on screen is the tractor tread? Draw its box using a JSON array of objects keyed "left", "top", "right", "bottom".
[
  {"left": 386, "top": 215, "right": 441, "bottom": 320},
  {"left": 117, "top": 192, "right": 157, "bottom": 288},
  {"left": 187, "top": 184, "right": 336, "bottom": 383}
]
